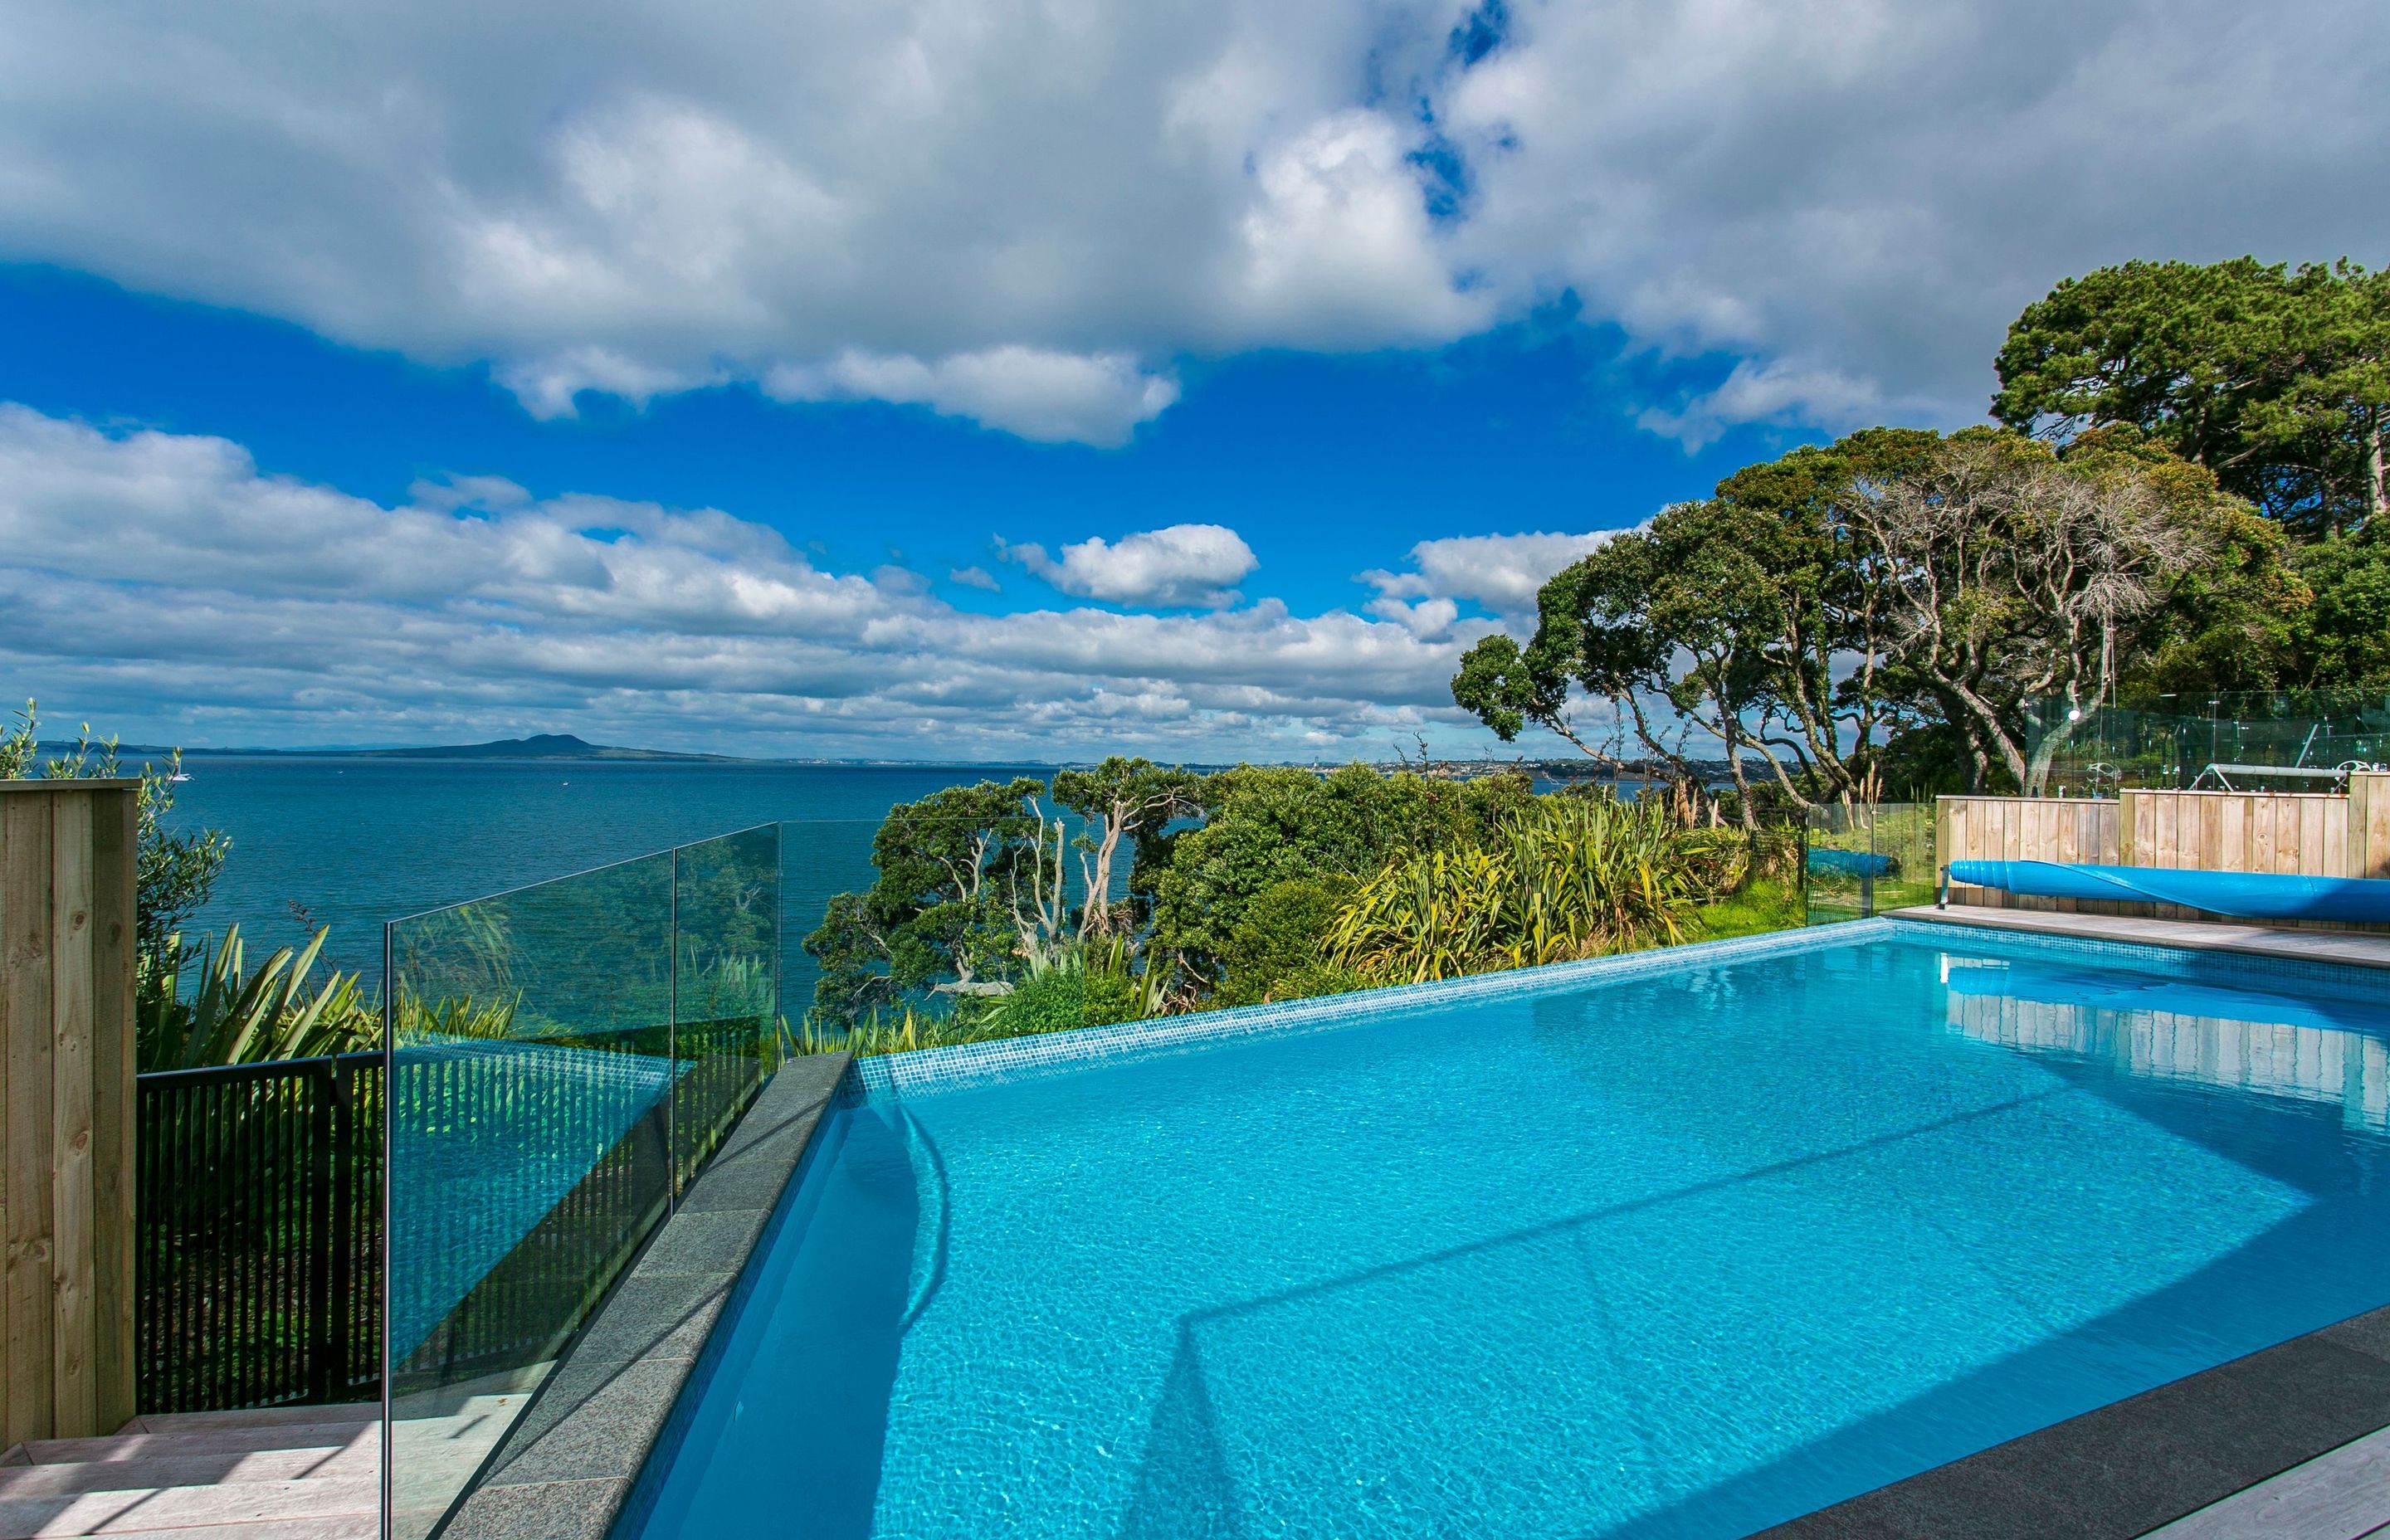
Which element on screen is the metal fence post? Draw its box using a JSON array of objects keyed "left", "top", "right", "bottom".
[{"left": 306, "top": 1059, "right": 336, "bottom": 1403}]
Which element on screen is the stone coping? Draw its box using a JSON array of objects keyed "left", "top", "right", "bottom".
[
  {"left": 1757, "top": 1305, "right": 2390, "bottom": 1539},
  {"left": 1893, "top": 903, "right": 2390, "bottom": 970},
  {"left": 435, "top": 1053, "right": 850, "bottom": 1540}
]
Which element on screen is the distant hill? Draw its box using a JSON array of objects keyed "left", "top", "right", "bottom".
[
  {"left": 146, "top": 733, "right": 754, "bottom": 763},
  {"left": 360, "top": 733, "right": 745, "bottom": 762}
]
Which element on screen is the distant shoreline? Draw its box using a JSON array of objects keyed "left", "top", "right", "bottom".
[{"left": 45, "top": 740, "right": 1665, "bottom": 781}]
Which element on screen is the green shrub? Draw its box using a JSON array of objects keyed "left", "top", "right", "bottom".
[
  {"left": 1214, "top": 875, "right": 1355, "bottom": 1006},
  {"left": 1081, "top": 963, "right": 1139, "bottom": 1026},
  {"left": 983, "top": 958, "right": 1087, "bottom": 1036},
  {"left": 1251, "top": 961, "right": 1371, "bottom": 1003}
]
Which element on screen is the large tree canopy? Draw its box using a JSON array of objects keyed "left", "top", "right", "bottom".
[
  {"left": 1455, "top": 428, "right": 2298, "bottom": 798},
  {"left": 1993, "top": 258, "right": 2390, "bottom": 537}
]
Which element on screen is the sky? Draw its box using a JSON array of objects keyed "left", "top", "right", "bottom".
[{"left": 2, "top": 0, "right": 2386, "bottom": 761}]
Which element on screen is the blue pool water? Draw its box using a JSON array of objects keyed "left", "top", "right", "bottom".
[{"left": 637, "top": 927, "right": 2390, "bottom": 1539}]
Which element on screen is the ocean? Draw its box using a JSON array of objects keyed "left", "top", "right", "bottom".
[{"left": 162, "top": 757, "right": 1061, "bottom": 1004}]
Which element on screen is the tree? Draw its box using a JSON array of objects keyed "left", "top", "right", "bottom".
[
  {"left": 1048, "top": 757, "right": 1207, "bottom": 936},
  {"left": 2291, "top": 537, "right": 2390, "bottom": 689},
  {"left": 1994, "top": 258, "right": 2390, "bottom": 536},
  {"left": 802, "top": 777, "right": 1047, "bottom": 1021},
  {"left": 1453, "top": 429, "right": 1941, "bottom": 816},
  {"left": 1456, "top": 430, "right": 2287, "bottom": 798},
  {"left": 1149, "top": 765, "right": 1531, "bottom": 979},
  {"left": 1851, "top": 432, "right": 2235, "bottom": 791}
]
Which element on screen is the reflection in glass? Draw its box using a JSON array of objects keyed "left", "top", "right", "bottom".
[{"left": 383, "top": 829, "right": 778, "bottom": 1539}]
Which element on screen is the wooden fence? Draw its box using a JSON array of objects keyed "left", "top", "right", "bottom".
[
  {"left": 0, "top": 780, "right": 139, "bottom": 1446},
  {"left": 1938, "top": 772, "right": 2390, "bottom": 928}
]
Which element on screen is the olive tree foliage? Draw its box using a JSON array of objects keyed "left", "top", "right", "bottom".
[
  {"left": 2, "top": 700, "right": 228, "bottom": 982},
  {"left": 1994, "top": 257, "right": 2390, "bottom": 537}
]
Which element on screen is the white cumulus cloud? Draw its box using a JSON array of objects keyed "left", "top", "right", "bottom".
[
  {"left": 1363, "top": 529, "right": 1633, "bottom": 627},
  {"left": 4, "top": 0, "right": 2383, "bottom": 443},
  {"left": 1001, "top": 524, "right": 1259, "bottom": 609},
  {"left": 766, "top": 348, "right": 1179, "bottom": 446}
]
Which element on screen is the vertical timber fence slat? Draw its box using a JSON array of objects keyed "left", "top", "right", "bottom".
[{"left": 135, "top": 1051, "right": 384, "bottom": 1413}]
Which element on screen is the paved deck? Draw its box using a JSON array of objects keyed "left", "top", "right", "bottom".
[
  {"left": 2144, "top": 1423, "right": 2390, "bottom": 1538},
  {"left": 0, "top": 1403, "right": 378, "bottom": 1539},
  {"left": 1889, "top": 903, "right": 2390, "bottom": 969}
]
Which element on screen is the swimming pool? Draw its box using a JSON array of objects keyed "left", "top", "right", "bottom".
[{"left": 632, "top": 920, "right": 2390, "bottom": 1539}]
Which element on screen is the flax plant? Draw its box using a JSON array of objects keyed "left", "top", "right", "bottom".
[{"left": 1328, "top": 798, "right": 1702, "bottom": 984}]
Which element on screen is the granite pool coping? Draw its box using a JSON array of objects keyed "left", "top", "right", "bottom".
[
  {"left": 435, "top": 1052, "right": 850, "bottom": 1540},
  {"left": 1755, "top": 1304, "right": 2390, "bottom": 1539}
]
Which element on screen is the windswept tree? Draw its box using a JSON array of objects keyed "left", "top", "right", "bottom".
[
  {"left": 1050, "top": 757, "right": 1207, "bottom": 936},
  {"left": 1995, "top": 257, "right": 2390, "bottom": 536},
  {"left": 1456, "top": 429, "right": 2291, "bottom": 799},
  {"left": 803, "top": 777, "right": 1046, "bottom": 1021},
  {"left": 1851, "top": 431, "right": 2271, "bottom": 791}
]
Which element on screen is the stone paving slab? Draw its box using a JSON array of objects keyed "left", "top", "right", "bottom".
[{"left": 1755, "top": 1304, "right": 2390, "bottom": 1539}]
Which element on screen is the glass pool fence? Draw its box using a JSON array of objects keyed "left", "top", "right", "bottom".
[
  {"left": 2023, "top": 688, "right": 2390, "bottom": 794},
  {"left": 379, "top": 810, "right": 1123, "bottom": 1537},
  {"left": 382, "top": 822, "right": 781, "bottom": 1538},
  {"left": 1803, "top": 802, "right": 1937, "bottom": 925}
]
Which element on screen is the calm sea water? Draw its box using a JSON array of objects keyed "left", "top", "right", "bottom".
[
  {"left": 163, "top": 757, "right": 1057, "bottom": 982},
  {"left": 637, "top": 929, "right": 2390, "bottom": 1538}
]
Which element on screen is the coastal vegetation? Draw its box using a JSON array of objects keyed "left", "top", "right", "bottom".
[
  {"left": 1457, "top": 256, "right": 2388, "bottom": 804},
  {"left": 802, "top": 760, "right": 1798, "bottom": 1055}
]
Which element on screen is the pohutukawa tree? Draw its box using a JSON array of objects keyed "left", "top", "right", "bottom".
[
  {"left": 1050, "top": 757, "right": 1207, "bottom": 937},
  {"left": 1454, "top": 427, "right": 2287, "bottom": 799}
]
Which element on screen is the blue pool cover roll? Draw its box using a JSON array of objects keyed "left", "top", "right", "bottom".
[{"left": 1948, "top": 860, "right": 2390, "bottom": 924}]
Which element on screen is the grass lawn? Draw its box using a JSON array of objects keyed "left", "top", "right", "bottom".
[{"left": 1692, "top": 878, "right": 1805, "bottom": 940}]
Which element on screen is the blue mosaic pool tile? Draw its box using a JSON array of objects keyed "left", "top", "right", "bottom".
[{"left": 848, "top": 921, "right": 1893, "bottom": 1103}]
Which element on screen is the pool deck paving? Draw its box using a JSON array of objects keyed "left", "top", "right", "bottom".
[
  {"left": 1756, "top": 1304, "right": 2390, "bottom": 1540},
  {"left": 0, "top": 1402, "right": 379, "bottom": 1539}
]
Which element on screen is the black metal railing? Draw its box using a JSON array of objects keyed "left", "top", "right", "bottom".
[{"left": 136, "top": 1052, "right": 381, "bottom": 1412}]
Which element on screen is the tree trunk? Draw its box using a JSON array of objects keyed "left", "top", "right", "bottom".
[{"left": 2370, "top": 409, "right": 2387, "bottom": 530}]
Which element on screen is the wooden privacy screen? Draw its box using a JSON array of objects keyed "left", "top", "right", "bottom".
[
  {"left": 1937, "top": 772, "right": 2390, "bottom": 930},
  {"left": 0, "top": 781, "right": 138, "bottom": 1446}
]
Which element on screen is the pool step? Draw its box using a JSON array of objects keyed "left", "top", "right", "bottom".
[{"left": 0, "top": 1406, "right": 378, "bottom": 1539}]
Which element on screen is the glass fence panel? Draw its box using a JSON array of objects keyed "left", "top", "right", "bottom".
[
  {"left": 672, "top": 824, "right": 781, "bottom": 1193},
  {"left": 384, "top": 851, "right": 677, "bottom": 1539},
  {"left": 2025, "top": 690, "right": 2390, "bottom": 792},
  {"left": 1805, "top": 803, "right": 1937, "bottom": 925}
]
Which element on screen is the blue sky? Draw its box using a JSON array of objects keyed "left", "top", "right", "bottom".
[
  {"left": 1, "top": 0, "right": 2383, "bottom": 759},
  {"left": 0, "top": 266, "right": 1784, "bottom": 623}
]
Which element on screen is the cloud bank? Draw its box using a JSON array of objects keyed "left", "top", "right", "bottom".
[
  {"left": 4, "top": 0, "right": 2384, "bottom": 442},
  {"left": 0, "top": 407, "right": 1605, "bottom": 757}
]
